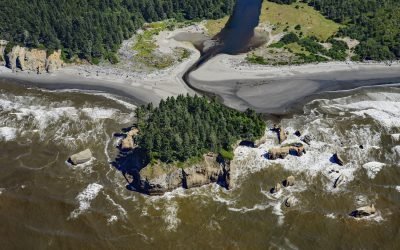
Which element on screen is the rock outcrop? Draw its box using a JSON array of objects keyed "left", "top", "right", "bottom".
[
  {"left": 332, "top": 153, "right": 345, "bottom": 166},
  {"left": 285, "top": 196, "right": 297, "bottom": 207},
  {"left": 120, "top": 127, "right": 139, "bottom": 150},
  {"left": 5, "top": 45, "right": 63, "bottom": 73},
  {"left": 69, "top": 149, "right": 92, "bottom": 165},
  {"left": 135, "top": 154, "right": 231, "bottom": 195},
  {"left": 271, "top": 183, "right": 281, "bottom": 193},
  {"left": 283, "top": 175, "right": 295, "bottom": 187},
  {"left": 0, "top": 40, "right": 7, "bottom": 65},
  {"left": 267, "top": 143, "right": 305, "bottom": 160},
  {"left": 272, "top": 124, "right": 287, "bottom": 144},
  {"left": 350, "top": 204, "right": 376, "bottom": 218}
]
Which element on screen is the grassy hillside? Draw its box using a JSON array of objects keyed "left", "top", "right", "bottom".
[{"left": 260, "top": 1, "right": 341, "bottom": 41}]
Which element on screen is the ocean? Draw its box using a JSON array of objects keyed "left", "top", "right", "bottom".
[{"left": 0, "top": 79, "right": 399, "bottom": 249}]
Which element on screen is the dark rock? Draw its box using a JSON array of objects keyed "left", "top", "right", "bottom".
[
  {"left": 332, "top": 153, "right": 345, "bottom": 166},
  {"left": 350, "top": 204, "right": 376, "bottom": 218},
  {"left": 294, "top": 131, "right": 301, "bottom": 137}
]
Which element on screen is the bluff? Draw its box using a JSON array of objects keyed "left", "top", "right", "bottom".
[
  {"left": 127, "top": 154, "right": 231, "bottom": 195},
  {"left": 4, "top": 44, "right": 64, "bottom": 73}
]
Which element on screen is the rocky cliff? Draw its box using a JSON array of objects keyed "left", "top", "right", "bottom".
[
  {"left": 0, "top": 40, "right": 7, "bottom": 65},
  {"left": 4, "top": 44, "right": 64, "bottom": 73},
  {"left": 128, "top": 154, "right": 231, "bottom": 195}
]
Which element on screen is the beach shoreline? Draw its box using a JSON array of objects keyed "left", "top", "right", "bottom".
[{"left": 2, "top": 40, "right": 400, "bottom": 114}]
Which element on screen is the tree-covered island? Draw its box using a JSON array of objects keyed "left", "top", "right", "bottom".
[{"left": 134, "top": 95, "right": 266, "bottom": 165}]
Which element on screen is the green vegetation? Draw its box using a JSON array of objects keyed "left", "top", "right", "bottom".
[
  {"left": 135, "top": 95, "right": 266, "bottom": 163},
  {"left": 132, "top": 20, "right": 192, "bottom": 69},
  {"left": 0, "top": 0, "right": 235, "bottom": 63},
  {"left": 260, "top": 1, "right": 341, "bottom": 40},
  {"left": 282, "top": 0, "right": 400, "bottom": 61}
]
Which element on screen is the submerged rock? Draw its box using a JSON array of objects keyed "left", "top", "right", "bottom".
[
  {"left": 332, "top": 153, "right": 345, "bottom": 166},
  {"left": 285, "top": 196, "right": 297, "bottom": 207},
  {"left": 350, "top": 204, "right": 376, "bottom": 218},
  {"left": 333, "top": 174, "right": 346, "bottom": 188},
  {"left": 283, "top": 176, "right": 295, "bottom": 187},
  {"left": 69, "top": 149, "right": 92, "bottom": 165},
  {"left": 301, "top": 135, "right": 312, "bottom": 145}
]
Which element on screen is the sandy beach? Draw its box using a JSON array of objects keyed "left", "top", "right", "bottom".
[
  {"left": 189, "top": 54, "right": 400, "bottom": 113},
  {"left": 0, "top": 24, "right": 203, "bottom": 106},
  {"left": 1, "top": 26, "right": 400, "bottom": 114}
]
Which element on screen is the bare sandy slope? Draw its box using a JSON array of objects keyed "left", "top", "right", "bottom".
[{"left": 189, "top": 54, "right": 400, "bottom": 113}]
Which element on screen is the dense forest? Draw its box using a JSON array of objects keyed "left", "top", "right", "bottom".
[
  {"left": 135, "top": 95, "right": 266, "bottom": 163},
  {"left": 272, "top": 0, "right": 400, "bottom": 61},
  {"left": 0, "top": 0, "right": 234, "bottom": 62}
]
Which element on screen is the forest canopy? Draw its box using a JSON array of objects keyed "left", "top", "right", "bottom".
[
  {"left": 135, "top": 95, "right": 266, "bottom": 163},
  {"left": 0, "top": 0, "right": 235, "bottom": 62}
]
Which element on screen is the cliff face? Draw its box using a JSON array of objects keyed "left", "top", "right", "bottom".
[
  {"left": 0, "top": 40, "right": 7, "bottom": 65},
  {"left": 5, "top": 44, "right": 64, "bottom": 73},
  {"left": 132, "top": 154, "right": 231, "bottom": 195}
]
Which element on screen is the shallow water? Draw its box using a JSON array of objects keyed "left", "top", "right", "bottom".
[{"left": 0, "top": 80, "right": 399, "bottom": 249}]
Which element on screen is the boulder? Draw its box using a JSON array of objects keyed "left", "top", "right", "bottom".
[
  {"left": 294, "top": 130, "right": 302, "bottom": 137},
  {"left": 271, "top": 183, "right": 281, "bottom": 193},
  {"left": 120, "top": 128, "right": 139, "bottom": 150},
  {"left": 332, "top": 153, "right": 345, "bottom": 166},
  {"left": 283, "top": 176, "right": 295, "bottom": 187},
  {"left": 333, "top": 174, "right": 346, "bottom": 188},
  {"left": 285, "top": 196, "right": 297, "bottom": 207},
  {"left": 69, "top": 149, "right": 92, "bottom": 165},
  {"left": 267, "top": 143, "right": 305, "bottom": 160},
  {"left": 350, "top": 204, "right": 376, "bottom": 218}
]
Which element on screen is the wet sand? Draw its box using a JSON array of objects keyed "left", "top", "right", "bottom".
[{"left": 190, "top": 55, "right": 400, "bottom": 113}]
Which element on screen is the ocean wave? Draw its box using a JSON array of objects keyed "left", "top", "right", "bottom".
[
  {"left": 69, "top": 183, "right": 103, "bottom": 219},
  {"left": 0, "top": 127, "right": 17, "bottom": 141},
  {"left": 362, "top": 162, "right": 386, "bottom": 179},
  {"left": 162, "top": 201, "right": 181, "bottom": 231}
]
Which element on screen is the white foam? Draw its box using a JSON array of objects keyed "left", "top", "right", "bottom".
[
  {"left": 362, "top": 162, "right": 386, "bottom": 179},
  {"left": 391, "top": 134, "right": 400, "bottom": 141},
  {"left": 82, "top": 107, "right": 117, "bottom": 120},
  {"left": 325, "top": 213, "right": 336, "bottom": 219},
  {"left": 107, "top": 215, "right": 118, "bottom": 224},
  {"left": 0, "top": 127, "right": 17, "bottom": 141},
  {"left": 162, "top": 201, "right": 181, "bottom": 231},
  {"left": 396, "top": 186, "right": 400, "bottom": 193},
  {"left": 105, "top": 194, "right": 128, "bottom": 219},
  {"left": 69, "top": 183, "right": 103, "bottom": 219}
]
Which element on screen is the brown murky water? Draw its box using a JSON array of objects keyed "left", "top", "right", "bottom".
[{"left": 0, "top": 80, "right": 399, "bottom": 249}]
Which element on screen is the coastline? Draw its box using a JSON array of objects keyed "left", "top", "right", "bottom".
[
  {"left": 189, "top": 54, "right": 400, "bottom": 113},
  {"left": 2, "top": 35, "right": 400, "bottom": 115}
]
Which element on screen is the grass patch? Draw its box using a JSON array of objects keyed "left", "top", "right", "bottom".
[
  {"left": 261, "top": 1, "right": 342, "bottom": 41},
  {"left": 219, "top": 149, "right": 234, "bottom": 160},
  {"left": 204, "top": 16, "right": 229, "bottom": 36}
]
